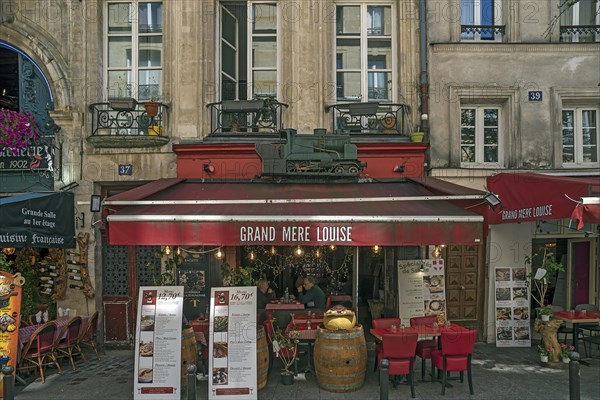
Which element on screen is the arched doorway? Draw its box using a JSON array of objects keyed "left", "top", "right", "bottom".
[{"left": 0, "top": 41, "right": 58, "bottom": 192}]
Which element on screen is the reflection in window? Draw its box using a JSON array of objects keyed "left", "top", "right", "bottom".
[
  {"left": 562, "top": 108, "right": 599, "bottom": 165},
  {"left": 460, "top": 0, "right": 502, "bottom": 41},
  {"left": 460, "top": 107, "right": 500, "bottom": 165},
  {"left": 560, "top": 0, "right": 600, "bottom": 43}
]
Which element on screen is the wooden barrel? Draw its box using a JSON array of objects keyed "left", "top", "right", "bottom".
[
  {"left": 314, "top": 325, "right": 367, "bottom": 392},
  {"left": 181, "top": 326, "right": 198, "bottom": 388},
  {"left": 256, "top": 326, "right": 269, "bottom": 390}
]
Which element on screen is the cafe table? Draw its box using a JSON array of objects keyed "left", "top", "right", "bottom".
[
  {"left": 553, "top": 310, "right": 600, "bottom": 365},
  {"left": 286, "top": 320, "right": 319, "bottom": 374},
  {"left": 370, "top": 323, "right": 468, "bottom": 342},
  {"left": 291, "top": 311, "right": 324, "bottom": 323},
  {"left": 265, "top": 302, "right": 305, "bottom": 311}
]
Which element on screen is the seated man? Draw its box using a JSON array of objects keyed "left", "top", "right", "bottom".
[{"left": 297, "top": 276, "right": 326, "bottom": 309}]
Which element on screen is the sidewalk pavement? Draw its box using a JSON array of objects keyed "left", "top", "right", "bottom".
[{"left": 14, "top": 343, "right": 600, "bottom": 400}]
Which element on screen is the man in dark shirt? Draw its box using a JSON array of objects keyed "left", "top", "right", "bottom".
[{"left": 297, "top": 276, "right": 326, "bottom": 309}]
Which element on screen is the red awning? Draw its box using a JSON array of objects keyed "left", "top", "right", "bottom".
[
  {"left": 571, "top": 198, "right": 600, "bottom": 230},
  {"left": 485, "top": 173, "right": 600, "bottom": 225},
  {"left": 104, "top": 179, "right": 485, "bottom": 246}
]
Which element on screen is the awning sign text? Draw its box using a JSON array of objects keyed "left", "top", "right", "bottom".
[
  {"left": 239, "top": 225, "right": 353, "bottom": 243},
  {"left": 500, "top": 204, "right": 553, "bottom": 222}
]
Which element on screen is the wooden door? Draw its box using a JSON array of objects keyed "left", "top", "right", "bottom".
[{"left": 445, "top": 244, "right": 484, "bottom": 335}]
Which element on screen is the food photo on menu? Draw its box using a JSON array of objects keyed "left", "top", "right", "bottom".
[
  {"left": 512, "top": 268, "right": 527, "bottom": 281},
  {"left": 213, "top": 342, "right": 228, "bottom": 358},
  {"left": 140, "top": 315, "right": 155, "bottom": 331},
  {"left": 496, "top": 307, "right": 512, "bottom": 320},
  {"left": 512, "top": 287, "right": 527, "bottom": 300},
  {"left": 212, "top": 368, "right": 228, "bottom": 385},
  {"left": 139, "top": 340, "right": 154, "bottom": 357},
  {"left": 513, "top": 326, "right": 530, "bottom": 340},
  {"left": 496, "top": 327, "right": 513, "bottom": 341},
  {"left": 138, "top": 368, "right": 153, "bottom": 384},
  {"left": 424, "top": 299, "right": 445, "bottom": 314},
  {"left": 213, "top": 316, "right": 229, "bottom": 332},
  {"left": 423, "top": 276, "right": 444, "bottom": 294},
  {"left": 512, "top": 307, "right": 529, "bottom": 320},
  {"left": 495, "top": 287, "right": 511, "bottom": 301},
  {"left": 495, "top": 268, "right": 511, "bottom": 282}
]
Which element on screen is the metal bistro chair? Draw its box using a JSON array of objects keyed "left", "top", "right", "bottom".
[
  {"left": 18, "top": 321, "right": 62, "bottom": 383},
  {"left": 410, "top": 315, "right": 438, "bottom": 380},
  {"left": 54, "top": 316, "right": 84, "bottom": 370},
  {"left": 550, "top": 305, "right": 574, "bottom": 343},
  {"left": 431, "top": 329, "right": 477, "bottom": 396},
  {"left": 372, "top": 317, "right": 401, "bottom": 371},
  {"left": 378, "top": 332, "right": 418, "bottom": 398},
  {"left": 79, "top": 311, "right": 101, "bottom": 360},
  {"left": 575, "top": 304, "right": 600, "bottom": 357}
]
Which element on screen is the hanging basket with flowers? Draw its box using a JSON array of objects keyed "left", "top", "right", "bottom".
[{"left": 0, "top": 109, "right": 42, "bottom": 155}]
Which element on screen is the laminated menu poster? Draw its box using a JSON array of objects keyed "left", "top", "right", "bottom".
[
  {"left": 398, "top": 259, "right": 447, "bottom": 325},
  {"left": 209, "top": 286, "right": 257, "bottom": 400},
  {"left": 134, "top": 286, "right": 184, "bottom": 400},
  {"left": 0, "top": 271, "right": 23, "bottom": 398},
  {"left": 494, "top": 267, "right": 531, "bottom": 347}
]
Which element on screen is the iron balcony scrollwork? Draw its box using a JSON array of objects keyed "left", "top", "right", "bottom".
[
  {"left": 325, "top": 102, "right": 412, "bottom": 137},
  {"left": 560, "top": 25, "right": 600, "bottom": 42},
  {"left": 461, "top": 25, "right": 505, "bottom": 39},
  {"left": 206, "top": 97, "right": 289, "bottom": 135}
]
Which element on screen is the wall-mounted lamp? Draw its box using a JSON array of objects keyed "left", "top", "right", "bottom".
[
  {"left": 372, "top": 245, "right": 381, "bottom": 254},
  {"left": 294, "top": 245, "right": 304, "bottom": 257},
  {"left": 75, "top": 212, "right": 85, "bottom": 228},
  {"left": 90, "top": 195, "right": 102, "bottom": 212},
  {"left": 203, "top": 163, "right": 215, "bottom": 174},
  {"left": 163, "top": 245, "right": 172, "bottom": 256},
  {"left": 432, "top": 244, "right": 445, "bottom": 258},
  {"left": 419, "top": 264, "right": 425, "bottom": 272},
  {"left": 484, "top": 192, "right": 502, "bottom": 209}
]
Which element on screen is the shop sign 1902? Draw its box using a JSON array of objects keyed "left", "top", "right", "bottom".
[{"left": 0, "top": 139, "right": 54, "bottom": 172}]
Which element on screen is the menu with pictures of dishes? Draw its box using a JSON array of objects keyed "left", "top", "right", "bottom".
[
  {"left": 397, "top": 259, "right": 447, "bottom": 325},
  {"left": 209, "top": 286, "right": 257, "bottom": 400},
  {"left": 494, "top": 267, "right": 531, "bottom": 347},
  {"left": 134, "top": 286, "right": 184, "bottom": 400}
]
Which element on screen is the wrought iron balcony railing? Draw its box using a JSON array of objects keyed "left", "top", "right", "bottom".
[
  {"left": 560, "top": 25, "right": 600, "bottom": 42},
  {"left": 461, "top": 25, "right": 505, "bottom": 40},
  {"left": 206, "top": 97, "right": 289, "bottom": 135},
  {"left": 325, "top": 102, "right": 412, "bottom": 136},
  {"left": 89, "top": 100, "right": 168, "bottom": 137}
]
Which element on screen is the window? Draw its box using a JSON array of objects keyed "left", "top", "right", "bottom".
[
  {"left": 460, "top": 107, "right": 501, "bottom": 166},
  {"left": 560, "top": 0, "right": 600, "bottom": 43},
  {"left": 106, "top": 1, "right": 163, "bottom": 100},
  {"left": 460, "top": 0, "right": 503, "bottom": 41},
  {"left": 220, "top": 2, "right": 278, "bottom": 101},
  {"left": 562, "top": 108, "right": 599, "bottom": 165},
  {"left": 335, "top": 4, "right": 394, "bottom": 101}
]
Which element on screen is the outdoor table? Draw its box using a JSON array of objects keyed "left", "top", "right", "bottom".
[
  {"left": 553, "top": 310, "right": 600, "bottom": 363},
  {"left": 370, "top": 323, "right": 467, "bottom": 342},
  {"left": 265, "top": 302, "right": 305, "bottom": 310},
  {"left": 18, "top": 315, "right": 90, "bottom": 359},
  {"left": 291, "top": 311, "right": 324, "bottom": 323},
  {"left": 286, "top": 320, "right": 319, "bottom": 374}
]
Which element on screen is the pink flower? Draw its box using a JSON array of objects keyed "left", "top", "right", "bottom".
[{"left": 0, "top": 109, "right": 42, "bottom": 155}]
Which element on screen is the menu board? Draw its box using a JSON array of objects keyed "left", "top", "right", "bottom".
[
  {"left": 209, "top": 286, "right": 257, "bottom": 400},
  {"left": 397, "top": 259, "right": 447, "bottom": 325},
  {"left": 134, "top": 286, "right": 184, "bottom": 400},
  {"left": 0, "top": 271, "right": 23, "bottom": 398},
  {"left": 494, "top": 267, "right": 531, "bottom": 347}
]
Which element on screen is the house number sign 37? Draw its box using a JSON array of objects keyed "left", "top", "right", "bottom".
[{"left": 118, "top": 164, "right": 133, "bottom": 175}]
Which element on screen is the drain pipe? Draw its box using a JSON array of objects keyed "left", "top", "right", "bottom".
[{"left": 419, "top": 0, "right": 431, "bottom": 175}]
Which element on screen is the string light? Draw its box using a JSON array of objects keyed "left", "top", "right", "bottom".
[
  {"left": 314, "top": 247, "right": 321, "bottom": 258},
  {"left": 372, "top": 245, "right": 381, "bottom": 254},
  {"left": 329, "top": 244, "right": 337, "bottom": 251},
  {"left": 248, "top": 250, "right": 256, "bottom": 261},
  {"left": 270, "top": 246, "right": 277, "bottom": 255},
  {"left": 294, "top": 245, "right": 304, "bottom": 257},
  {"left": 1, "top": 248, "right": 15, "bottom": 255},
  {"left": 163, "top": 245, "right": 172, "bottom": 256},
  {"left": 215, "top": 248, "right": 224, "bottom": 260},
  {"left": 432, "top": 244, "right": 445, "bottom": 258}
]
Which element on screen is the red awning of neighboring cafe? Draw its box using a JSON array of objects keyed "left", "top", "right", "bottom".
[
  {"left": 484, "top": 173, "right": 600, "bottom": 227},
  {"left": 104, "top": 179, "right": 486, "bottom": 246}
]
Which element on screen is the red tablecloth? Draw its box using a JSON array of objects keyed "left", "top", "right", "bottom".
[
  {"left": 292, "top": 312, "right": 324, "bottom": 322},
  {"left": 553, "top": 311, "right": 600, "bottom": 323},
  {"left": 370, "top": 323, "right": 467, "bottom": 341},
  {"left": 266, "top": 303, "right": 305, "bottom": 310},
  {"left": 287, "top": 321, "right": 319, "bottom": 340},
  {"left": 18, "top": 316, "right": 90, "bottom": 359}
]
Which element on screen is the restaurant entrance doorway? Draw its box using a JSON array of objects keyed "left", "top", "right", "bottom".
[{"left": 569, "top": 239, "right": 594, "bottom": 307}]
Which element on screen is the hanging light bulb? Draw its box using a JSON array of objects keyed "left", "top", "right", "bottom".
[
  {"left": 270, "top": 246, "right": 277, "bottom": 255},
  {"left": 432, "top": 245, "right": 442, "bottom": 258},
  {"left": 248, "top": 250, "right": 256, "bottom": 261},
  {"left": 215, "top": 248, "right": 224, "bottom": 260},
  {"left": 163, "top": 245, "right": 172, "bottom": 256},
  {"left": 314, "top": 247, "right": 321, "bottom": 258},
  {"left": 176, "top": 246, "right": 182, "bottom": 256},
  {"left": 329, "top": 244, "right": 336, "bottom": 251},
  {"left": 1, "top": 248, "right": 15, "bottom": 255},
  {"left": 294, "top": 245, "right": 304, "bottom": 257},
  {"left": 372, "top": 245, "right": 381, "bottom": 254}
]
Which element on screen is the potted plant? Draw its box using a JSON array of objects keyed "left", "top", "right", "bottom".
[
  {"left": 526, "top": 247, "right": 564, "bottom": 319},
  {"left": 272, "top": 326, "right": 299, "bottom": 385},
  {"left": 143, "top": 99, "right": 160, "bottom": 117},
  {"left": 410, "top": 130, "right": 425, "bottom": 143},
  {"left": 559, "top": 343, "right": 574, "bottom": 363},
  {"left": 0, "top": 108, "right": 42, "bottom": 154},
  {"left": 537, "top": 345, "right": 551, "bottom": 363},
  {"left": 538, "top": 306, "right": 553, "bottom": 322}
]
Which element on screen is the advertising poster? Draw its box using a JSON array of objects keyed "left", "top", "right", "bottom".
[
  {"left": 494, "top": 267, "right": 531, "bottom": 347},
  {"left": 397, "top": 259, "right": 446, "bottom": 325},
  {"left": 0, "top": 271, "right": 23, "bottom": 397},
  {"left": 209, "top": 286, "right": 257, "bottom": 400},
  {"left": 134, "top": 286, "right": 184, "bottom": 400}
]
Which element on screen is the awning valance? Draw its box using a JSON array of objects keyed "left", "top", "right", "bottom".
[
  {"left": 0, "top": 191, "right": 75, "bottom": 248},
  {"left": 485, "top": 173, "right": 600, "bottom": 226},
  {"left": 104, "top": 179, "right": 485, "bottom": 246}
]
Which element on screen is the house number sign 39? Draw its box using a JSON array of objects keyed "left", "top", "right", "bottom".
[{"left": 528, "top": 91, "right": 542, "bottom": 102}]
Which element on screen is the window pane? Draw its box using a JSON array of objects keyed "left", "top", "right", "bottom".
[
  {"left": 139, "top": 36, "right": 162, "bottom": 67},
  {"left": 253, "top": 4, "right": 276, "bottom": 33},
  {"left": 461, "top": 109, "right": 475, "bottom": 127},
  {"left": 483, "top": 109, "right": 498, "bottom": 126},
  {"left": 222, "top": 75, "right": 236, "bottom": 101},
  {"left": 583, "top": 146, "right": 598, "bottom": 162},
  {"left": 484, "top": 145, "right": 498, "bottom": 162},
  {"left": 108, "top": 37, "right": 132, "bottom": 68},
  {"left": 581, "top": 110, "right": 597, "bottom": 144},
  {"left": 107, "top": 70, "right": 132, "bottom": 98},
  {"left": 336, "top": 39, "right": 361, "bottom": 69},
  {"left": 461, "top": 146, "right": 475, "bottom": 162},
  {"left": 563, "top": 146, "right": 574, "bottom": 162},
  {"left": 252, "top": 70, "right": 277, "bottom": 97},
  {"left": 461, "top": 127, "right": 475, "bottom": 144},
  {"left": 367, "top": 72, "right": 390, "bottom": 100},
  {"left": 336, "top": 6, "right": 360, "bottom": 35},
  {"left": 222, "top": 45, "right": 236, "bottom": 79},
  {"left": 484, "top": 128, "right": 498, "bottom": 144},
  {"left": 562, "top": 111, "right": 575, "bottom": 161},
  {"left": 579, "top": 0, "right": 596, "bottom": 25},
  {"left": 367, "top": 6, "right": 391, "bottom": 35},
  {"left": 139, "top": 2, "right": 162, "bottom": 33},
  {"left": 336, "top": 72, "right": 361, "bottom": 100},
  {"left": 138, "top": 70, "right": 161, "bottom": 100},
  {"left": 253, "top": 37, "right": 277, "bottom": 68},
  {"left": 368, "top": 39, "right": 391, "bottom": 69},
  {"left": 108, "top": 3, "right": 132, "bottom": 33},
  {"left": 222, "top": 9, "right": 237, "bottom": 45}
]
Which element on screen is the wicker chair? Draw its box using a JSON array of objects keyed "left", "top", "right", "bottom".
[
  {"left": 54, "top": 316, "right": 84, "bottom": 370},
  {"left": 18, "top": 321, "right": 62, "bottom": 383},
  {"left": 79, "top": 311, "right": 100, "bottom": 360}
]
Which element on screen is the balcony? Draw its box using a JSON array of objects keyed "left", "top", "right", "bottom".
[
  {"left": 325, "top": 102, "right": 412, "bottom": 137},
  {"left": 206, "top": 97, "right": 289, "bottom": 138},
  {"left": 560, "top": 25, "right": 600, "bottom": 42},
  {"left": 460, "top": 25, "right": 505, "bottom": 41},
  {"left": 87, "top": 99, "right": 169, "bottom": 148}
]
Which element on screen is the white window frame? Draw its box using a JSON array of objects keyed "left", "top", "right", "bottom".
[
  {"left": 334, "top": 2, "right": 396, "bottom": 102},
  {"left": 460, "top": 0, "right": 503, "bottom": 42},
  {"left": 104, "top": 0, "right": 163, "bottom": 100},
  {"left": 560, "top": 0, "right": 600, "bottom": 43},
  {"left": 247, "top": 1, "right": 279, "bottom": 99},
  {"left": 459, "top": 106, "right": 503, "bottom": 167},
  {"left": 561, "top": 107, "right": 600, "bottom": 167}
]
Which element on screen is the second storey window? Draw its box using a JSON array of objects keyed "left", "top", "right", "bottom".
[
  {"left": 335, "top": 4, "right": 394, "bottom": 101},
  {"left": 106, "top": 1, "right": 163, "bottom": 100},
  {"left": 560, "top": 0, "right": 600, "bottom": 43},
  {"left": 460, "top": 0, "right": 503, "bottom": 41},
  {"left": 562, "top": 108, "right": 599, "bottom": 165},
  {"left": 460, "top": 107, "right": 501, "bottom": 166}
]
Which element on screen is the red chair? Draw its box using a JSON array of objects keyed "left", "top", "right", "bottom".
[
  {"left": 18, "top": 321, "right": 62, "bottom": 383},
  {"left": 410, "top": 315, "right": 438, "bottom": 380},
  {"left": 378, "top": 332, "right": 418, "bottom": 398},
  {"left": 262, "top": 319, "right": 298, "bottom": 375},
  {"left": 372, "top": 317, "right": 401, "bottom": 371},
  {"left": 53, "top": 316, "right": 84, "bottom": 370},
  {"left": 431, "top": 329, "right": 477, "bottom": 395}
]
